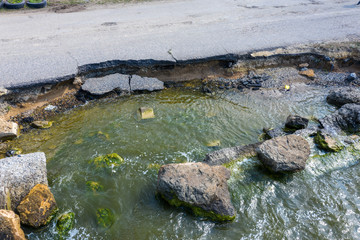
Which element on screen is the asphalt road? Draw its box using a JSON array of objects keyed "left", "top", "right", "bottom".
[{"left": 0, "top": 0, "right": 359, "bottom": 89}]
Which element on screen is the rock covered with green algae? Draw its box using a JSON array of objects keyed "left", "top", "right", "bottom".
[
  {"left": 56, "top": 212, "right": 75, "bottom": 236},
  {"left": 86, "top": 181, "right": 104, "bottom": 192},
  {"left": 314, "top": 130, "right": 343, "bottom": 152},
  {"left": 96, "top": 208, "right": 115, "bottom": 228},
  {"left": 31, "top": 121, "right": 53, "bottom": 129},
  {"left": 90, "top": 153, "right": 124, "bottom": 168},
  {"left": 157, "top": 162, "right": 236, "bottom": 222}
]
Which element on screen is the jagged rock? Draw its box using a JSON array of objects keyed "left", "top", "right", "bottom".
[
  {"left": 204, "top": 143, "right": 261, "bottom": 166},
  {"left": 299, "top": 69, "right": 315, "bottom": 79},
  {"left": 130, "top": 75, "right": 164, "bottom": 92},
  {"left": 0, "top": 152, "right": 48, "bottom": 211},
  {"left": 285, "top": 115, "right": 309, "bottom": 130},
  {"left": 326, "top": 88, "right": 360, "bottom": 107},
  {"left": 0, "top": 210, "right": 26, "bottom": 240},
  {"left": 346, "top": 73, "right": 357, "bottom": 81},
  {"left": 0, "top": 119, "right": 19, "bottom": 141},
  {"left": 263, "top": 127, "right": 286, "bottom": 139},
  {"left": 314, "top": 130, "right": 343, "bottom": 152},
  {"left": 17, "top": 184, "right": 58, "bottom": 228},
  {"left": 294, "top": 126, "right": 318, "bottom": 138},
  {"left": 56, "top": 212, "right": 75, "bottom": 236},
  {"left": 31, "top": 121, "right": 53, "bottom": 129},
  {"left": 256, "top": 135, "right": 310, "bottom": 172},
  {"left": 319, "top": 103, "right": 360, "bottom": 133},
  {"left": 157, "top": 162, "right": 236, "bottom": 221},
  {"left": 81, "top": 74, "right": 130, "bottom": 95},
  {"left": 138, "top": 107, "right": 155, "bottom": 119}
]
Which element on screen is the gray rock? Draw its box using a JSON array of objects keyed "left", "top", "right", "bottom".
[
  {"left": 326, "top": 88, "right": 360, "bottom": 107},
  {"left": 294, "top": 126, "right": 318, "bottom": 138},
  {"left": 0, "top": 119, "right": 19, "bottom": 141},
  {"left": 0, "top": 152, "right": 48, "bottom": 211},
  {"left": 256, "top": 135, "right": 310, "bottom": 172},
  {"left": 81, "top": 74, "right": 130, "bottom": 95},
  {"left": 130, "top": 75, "right": 164, "bottom": 92},
  {"left": 346, "top": 73, "right": 357, "bottom": 81},
  {"left": 319, "top": 103, "right": 360, "bottom": 133},
  {"left": 285, "top": 115, "right": 309, "bottom": 130},
  {"left": 203, "top": 142, "right": 261, "bottom": 166},
  {"left": 263, "top": 127, "right": 286, "bottom": 139},
  {"left": 0, "top": 210, "right": 26, "bottom": 240},
  {"left": 157, "top": 162, "right": 236, "bottom": 221}
]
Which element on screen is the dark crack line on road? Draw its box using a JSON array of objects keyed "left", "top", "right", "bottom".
[{"left": 167, "top": 49, "right": 178, "bottom": 62}]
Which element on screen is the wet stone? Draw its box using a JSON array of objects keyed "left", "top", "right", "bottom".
[
  {"left": 139, "top": 107, "right": 155, "bottom": 119},
  {"left": 0, "top": 119, "right": 19, "bottom": 141},
  {"left": 0, "top": 210, "right": 26, "bottom": 240}
]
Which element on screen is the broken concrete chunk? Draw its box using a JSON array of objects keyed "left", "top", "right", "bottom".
[
  {"left": 139, "top": 107, "right": 155, "bottom": 119},
  {"left": 0, "top": 152, "right": 48, "bottom": 211},
  {"left": 0, "top": 119, "right": 19, "bottom": 141},
  {"left": 81, "top": 74, "right": 130, "bottom": 95},
  {"left": 130, "top": 75, "right": 164, "bottom": 92}
]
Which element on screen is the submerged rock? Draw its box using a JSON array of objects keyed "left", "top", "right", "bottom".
[
  {"left": 285, "top": 115, "right": 309, "bottom": 130},
  {"left": 319, "top": 103, "right": 360, "bottom": 133},
  {"left": 90, "top": 153, "right": 124, "bottom": 168},
  {"left": 86, "top": 181, "right": 104, "bottom": 193},
  {"left": 206, "top": 140, "right": 221, "bottom": 147},
  {"left": 204, "top": 143, "right": 261, "bottom": 166},
  {"left": 314, "top": 130, "right": 343, "bottom": 152},
  {"left": 56, "top": 212, "right": 75, "bottom": 236},
  {"left": 157, "top": 162, "right": 236, "bottom": 221},
  {"left": 256, "top": 135, "right": 310, "bottom": 172},
  {"left": 17, "top": 184, "right": 58, "bottom": 228},
  {"left": 31, "top": 121, "right": 53, "bottom": 129},
  {"left": 138, "top": 107, "right": 155, "bottom": 119},
  {"left": 0, "top": 210, "right": 26, "bottom": 240},
  {"left": 326, "top": 88, "right": 360, "bottom": 107},
  {"left": 0, "top": 119, "right": 19, "bottom": 141},
  {"left": 81, "top": 74, "right": 130, "bottom": 95},
  {"left": 130, "top": 75, "right": 164, "bottom": 92},
  {"left": 0, "top": 152, "right": 48, "bottom": 211},
  {"left": 96, "top": 208, "right": 114, "bottom": 228},
  {"left": 263, "top": 127, "right": 286, "bottom": 139}
]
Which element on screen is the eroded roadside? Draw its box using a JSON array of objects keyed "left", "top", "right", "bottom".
[{"left": 0, "top": 41, "right": 360, "bottom": 156}]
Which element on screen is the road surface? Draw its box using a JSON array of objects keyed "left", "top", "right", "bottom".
[{"left": 0, "top": 0, "right": 359, "bottom": 89}]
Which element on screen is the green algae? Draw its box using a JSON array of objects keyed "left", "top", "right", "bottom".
[
  {"left": 96, "top": 208, "right": 115, "bottom": 228},
  {"left": 161, "top": 194, "right": 235, "bottom": 222},
  {"left": 90, "top": 153, "right": 124, "bottom": 168},
  {"left": 56, "top": 212, "right": 75, "bottom": 236},
  {"left": 314, "top": 132, "right": 343, "bottom": 152},
  {"left": 86, "top": 181, "right": 104, "bottom": 193}
]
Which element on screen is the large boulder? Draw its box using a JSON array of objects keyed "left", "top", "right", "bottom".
[
  {"left": 17, "top": 184, "right": 58, "bottom": 228},
  {"left": 256, "top": 135, "right": 310, "bottom": 172},
  {"left": 203, "top": 142, "right": 261, "bottom": 166},
  {"left": 0, "top": 152, "right": 48, "bottom": 211},
  {"left": 326, "top": 88, "right": 360, "bottom": 107},
  {"left": 319, "top": 103, "right": 360, "bottom": 133},
  {"left": 130, "top": 75, "right": 164, "bottom": 92},
  {"left": 157, "top": 162, "right": 236, "bottom": 221},
  {"left": 0, "top": 210, "right": 26, "bottom": 240},
  {"left": 81, "top": 74, "right": 130, "bottom": 95},
  {"left": 0, "top": 119, "right": 19, "bottom": 141},
  {"left": 285, "top": 115, "right": 309, "bottom": 130}
]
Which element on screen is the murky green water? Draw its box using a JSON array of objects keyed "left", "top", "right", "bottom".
[{"left": 12, "top": 87, "right": 360, "bottom": 239}]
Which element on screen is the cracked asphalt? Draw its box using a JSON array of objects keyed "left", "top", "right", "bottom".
[{"left": 0, "top": 0, "right": 359, "bottom": 89}]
